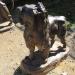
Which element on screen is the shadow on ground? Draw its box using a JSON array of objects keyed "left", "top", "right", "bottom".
[{"left": 14, "top": 67, "right": 31, "bottom": 75}]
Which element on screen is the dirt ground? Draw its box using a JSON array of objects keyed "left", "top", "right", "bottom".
[
  {"left": 0, "top": 26, "right": 29, "bottom": 75},
  {"left": 0, "top": 25, "right": 75, "bottom": 75}
]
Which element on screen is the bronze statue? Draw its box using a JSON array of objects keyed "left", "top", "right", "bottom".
[
  {"left": 48, "top": 16, "right": 66, "bottom": 48},
  {"left": 21, "top": 2, "right": 50, "bottom": 60}
]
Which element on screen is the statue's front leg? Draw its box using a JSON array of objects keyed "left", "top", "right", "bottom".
[
  {"left": 29, "top": 45, "right": 35, "bottom": 60},
  {"left": 42, "top": 48, "right": 50, "bottom": 60},
  {"left": 24, "top": 31, "right": 35, "bottom": 60},
  {"left": 49, "top": 34, "right": 55, "bottom": 47},
  {"left": 42, "top": 42, "right": 50, "bottom": 60}
]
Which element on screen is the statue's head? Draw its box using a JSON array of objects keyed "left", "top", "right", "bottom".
[{"left": 21, "top": 2, "right": 48, "bottom": 33}]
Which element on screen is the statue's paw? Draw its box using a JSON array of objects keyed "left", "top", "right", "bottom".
[{"left": 63, "top": 47, "right": 66, "bottom": 51}]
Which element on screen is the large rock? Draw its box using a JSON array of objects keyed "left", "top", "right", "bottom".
[{"left": 20, "top": 41, "right": 69, "bottom": 75}]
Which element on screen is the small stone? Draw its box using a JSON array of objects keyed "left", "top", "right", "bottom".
[{"left": 61, "top": 72, "right": 68, "bottom": 75}]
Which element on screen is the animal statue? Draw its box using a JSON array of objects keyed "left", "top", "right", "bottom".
[
  {"left": 48, "top": 15, "right": 66, "bottom": 48},
  {"left": 21, "top": 2, "right": 50, "bottom": 60},
  {"left": 0, "top": 0, "right": 13, "bottom": 24},
  {"left": 2, "top": 0, "right": 14, "bottom": 10}
]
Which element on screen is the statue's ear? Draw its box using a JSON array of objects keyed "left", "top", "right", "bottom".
[{"left": 37, "top": 2, "right": 47, "bottom": 12}]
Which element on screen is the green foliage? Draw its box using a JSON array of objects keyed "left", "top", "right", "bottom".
[{"left": 65, "top": 21, "right": 75, "bottom": 30}]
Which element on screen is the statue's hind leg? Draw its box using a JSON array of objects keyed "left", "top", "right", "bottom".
[
  {"left": 58, "top": 35, "right": 66, "bottom": 48},
  {"left": 50, "top": 34, "right": 55, "bottom": 47}
]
